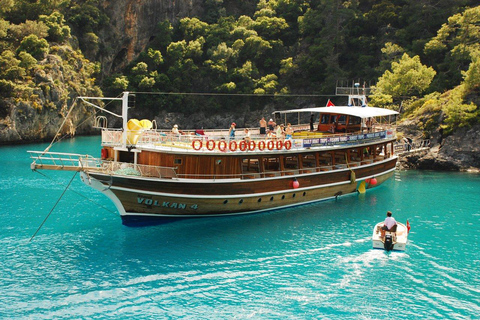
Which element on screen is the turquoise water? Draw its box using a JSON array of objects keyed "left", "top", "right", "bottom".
[{"left": 1, "top": 136, "right": 479, "bottom": 319}]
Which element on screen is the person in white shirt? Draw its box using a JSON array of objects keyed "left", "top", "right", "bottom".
[{"left": 381, "top": 211, "right": 397, "bottom": 237}]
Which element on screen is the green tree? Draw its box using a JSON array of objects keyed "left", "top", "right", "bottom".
[
  {"left": 39, "top": 11, "right": 71, "bottom": 43},
  {"left": 16, "top": 34, "right": 49, "bottom": 59},
  {"left": 371, "top": 53, "right": 436, "bottom": 107},
  {"left": 424, "top": 6, "right": 480, "bottom": 91}
]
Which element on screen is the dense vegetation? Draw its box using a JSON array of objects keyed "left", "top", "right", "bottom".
[{"left": 0, "top": 0, "right": 479, "bottom": 138}]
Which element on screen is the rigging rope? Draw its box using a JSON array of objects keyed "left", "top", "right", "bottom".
[
  {"left": 130, "top": 91, "right": 333, "bottom": 97},
  {"left": 33, "top": 170, "right": 118, "bottom": 216},
  {"left": 29, "top": 171, "right": 78, "bottom": 242}
]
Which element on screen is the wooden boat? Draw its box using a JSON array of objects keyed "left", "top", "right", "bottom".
[
  {"left": 372, "top": 222, "right": 409, "bottom": 251},
  {"left": 29, "top": 91, "right": 399, "bottom": 225}
]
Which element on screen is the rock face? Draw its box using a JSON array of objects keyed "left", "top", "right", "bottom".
[
  {"left": 98, "top": 0, "right": 204, "bottom": 75},
  {"left": 397, "top": 124, "right": 480, "bottom": 172}
]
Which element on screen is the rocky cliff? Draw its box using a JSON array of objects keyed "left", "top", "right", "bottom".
[{"left": 98, "top": 0, "right": 204, "bottom": 75}]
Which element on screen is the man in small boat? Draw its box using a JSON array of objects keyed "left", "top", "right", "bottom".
[{"left": 381, "top": 211, "right": 397, "bottom": 238}]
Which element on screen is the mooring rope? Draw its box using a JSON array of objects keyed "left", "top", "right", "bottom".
[
  {"left": 29, "top": 172, "right": 78, "bottom": 242},
  {"left": 33, "top": 170, "right": 118, "bottom": 216}
]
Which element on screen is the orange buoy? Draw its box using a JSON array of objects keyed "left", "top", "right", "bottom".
[
  {"left": 192, "top": 139, "right": 203, "bottom": 150},
  {"left": 267, "top": 140, "right": 275, "bottom": 150},
  {"left": 370, "top": 177, "right": 378, "bottom": 185},
  {"left": 258, "top": 141, "right": 266, "bottom": 151},
  {"left": 239, "top": 140, "right": 248, "bottom": 151},
  {"left": 276, "top": 140, "right": 283, "bottom": 150},
  {"left": 284, "top": 140, "right": 292, "bottom": 150},
  {"left": 229, "top": 140, "right": 238, "bottom": 151},
  {"left": 218, "top": 140, "right": 227, "bottom": 152},
  {"left": 206, "top": 140, "right": 216, "bottom": 151}
]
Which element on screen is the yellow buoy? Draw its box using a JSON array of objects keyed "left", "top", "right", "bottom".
[
  {"left": 139, "top": 119, "right": 152, "bottom": 129},
  {"left": 358, "top": 181, "right": 366, "bottom": 194},
  {"left": 127, "top": 119, "right": 142, "bottom": 131}
]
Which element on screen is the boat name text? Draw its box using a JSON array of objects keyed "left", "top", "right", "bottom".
[{"left": 137, "top": 197, "right": 198, "bottom": 210}]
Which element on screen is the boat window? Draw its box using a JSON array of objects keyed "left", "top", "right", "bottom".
[
  {"left": 174, "top": 158, "right": 183, "bottom": 165},
  {"left": 264, "top": 157, "right": 280, "bottom": 171},
  {"left": 215, "top": 159, "right": 222, "bottom": 165},
  {"left": 242, "top": 158, "right": 260, "bottom": 175},
  {"left": 349, "top": 116, "right": 361, "bottom": 125},
  {"left": 320, "top": 114, "right": 330, "bottom": 124},
  {"left": 338, "top": 115, "right": 346, "bottom": 125},
  {"left": 302, "top": 154, "right": 316, "bottom": 168},
  {"left": 329, "top": 115, "right": 337, "bottom": 124},
  {"left": 285, "top": 156, "right": 298, "bottom": 170}
]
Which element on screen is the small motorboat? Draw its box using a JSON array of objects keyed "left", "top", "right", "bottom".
[{"left": 372, "top": 221, "right": 410, "bottom": 251}]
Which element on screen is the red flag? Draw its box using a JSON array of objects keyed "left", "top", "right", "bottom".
[
  {"left": 326, "top": 99, "right": 335, "bottom": 107},
  {"left": 406, "top": 220, "right": 411, "bottom": 234}
]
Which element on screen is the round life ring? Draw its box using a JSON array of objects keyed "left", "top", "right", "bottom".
[
  {"left": 101, "top": 148, "right": 107, "bottom": 159},
  {"left": 229, "top": 140, "right": 238, "bottom": 151},
  {"left": 248, "top": 141, "right": 256, "bottom": 151},
  {"left": 192, "top": 139, "right": 203, "bottom": 150},
  {"left": 239, "top": 140, "right": 248, "bottom": 151},
  {"left": 284, "top": 140, "right": 292, "bottom": 150},
  {"left": 218, "top": 140, "right": 227, "bottom": 152},
  {"left": 206, "top": 140, "right": 216, "bottom": 151},
  {"left": 258, "top": 141, "right": 266, "bottom": 151},
  {"left": 267, "top": 140, "right": 275, "bottom": 150},
  {"left": 276, "top": 140, "right": 284, "bottom": 150}
]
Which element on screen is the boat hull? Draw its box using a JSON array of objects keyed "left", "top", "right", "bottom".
[
  {"left": 372, "top": 222, "right": 408, "bottom": 251},
  {"left": 80, "top": 158, "right": 396, "bottom": 225}
]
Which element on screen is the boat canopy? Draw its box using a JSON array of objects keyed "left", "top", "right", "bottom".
[{"left": 273, "top": 106, "right": 399, "bottom": 119}]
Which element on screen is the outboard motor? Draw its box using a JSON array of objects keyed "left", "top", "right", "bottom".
[{"left": 384, "top": 234, "right": 394, "bottom": 251}]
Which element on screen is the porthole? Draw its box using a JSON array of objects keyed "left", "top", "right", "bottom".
[
  {"left": 258, "top": 198, "right": 262, "bottom": 203},
  {"left": 293, "top": 193, "right": 296, "bottom": 198},
  {"left": 270, "top": 196, "right": 274, "bottom": 201},
  {"left": 281, "top": 195, "right": 285, "bottom": 200},
  {"left": 239, "top": 199, "right": 243, "bottom": 204},
  {"left": 303, "top": 192, "right": 306, "bottom": 197},
  {"left": 223, "top": 200, "right": 228, "bottom": 204}
]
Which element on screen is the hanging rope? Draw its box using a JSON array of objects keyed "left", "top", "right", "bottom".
[{"left": 345, "top": 154, "right": 356, "bottom": 184}]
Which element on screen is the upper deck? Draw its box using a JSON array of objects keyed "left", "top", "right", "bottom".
[{"left": 101, "top": 124, "right": 397, "bottom": 155}]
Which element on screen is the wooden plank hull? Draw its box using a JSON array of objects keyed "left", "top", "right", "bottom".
[{"left": 81, "top": 158, "right": 396, "bottom": 224}]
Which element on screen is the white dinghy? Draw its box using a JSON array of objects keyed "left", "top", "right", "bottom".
[{"left": 372, "top": 221, "right": 409, "bottom": 251}]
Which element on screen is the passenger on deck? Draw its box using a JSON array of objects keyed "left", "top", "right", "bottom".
[
  {"left": 285, "top": 123, "right": 293, "bottom": 139},
  {"left": 381, "top": 211, "right": 397, "bottom": 237},
  {"left": 244, "top": 128, "right": 251, "bottom": 142},
  {"left": 276, "top": 124, "right": 285, "bottom": 140},
  {"left": 268, "top": 118, "right": 276, "bottom": 131},
  {"left": 229, "top": 122, "right": 236, "bottom": 140},
  {"left": 259, "top": 117, "right": 267, "bottom": 135},
  {"left": 172, "top": 124, "right": 180, "bottom": 135}
]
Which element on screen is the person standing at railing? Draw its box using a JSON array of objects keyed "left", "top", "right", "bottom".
[
  {"left": 259, "top": 117, "right": 267, "bottom": 135},
  {"left": 229, "top": 122, "right": 236, "bottom": 140},
  {"left": 276, "top": 124, "right": 285, "bottom": 140},
  {"left": 244, "top": 128, "right": 251, "bottom": 142},
  {"left": 268, "top": 118, "right": 276, "bottom": 131}
]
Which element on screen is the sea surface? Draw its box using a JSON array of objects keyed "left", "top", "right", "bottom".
[{"left": 1, "top": 136, "right": 479, "bottom": 319}]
